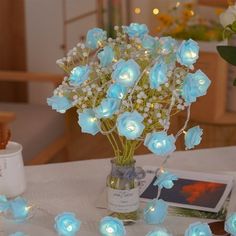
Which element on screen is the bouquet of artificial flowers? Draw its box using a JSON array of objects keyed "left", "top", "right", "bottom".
[{"left": 48, "top": 23, "right": 210, "bottom": 166}]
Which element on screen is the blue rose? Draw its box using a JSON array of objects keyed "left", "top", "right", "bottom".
[
  {"left": 112, "top": 59, "right": 141, "bottom": 87},
  {"left": 106, "top": 83, "right": 128, "bottom": 100},
  {"left": 54, "top": 212, "right": 81, "bottom": 236},
  {"left": 225, "top": 212, "right": 236, "bottom": 236},
  {"left": 117, "top": 111, "right": 145, "bottom": 140},
  {"left": 99, "top": 216, "right": 126, "bottom": 236},
  {"left": 153, "top": 171, "right": 178, "bottom": 189},
  {"left": 124, "top": 23, "right": 148, "bottom": 38},
  {"left": 95, "top": 98, "right": 120, "bottom": 118},
  {"left": 78, "top": 109, "right": 100, "bottom": 135},
  {"left": 158, "top": 37, "right": 177, "bottom": 55},
  {"left": 98, "top": 46, "right": 114, "bottom": 67},
  {"left": 149, "top": 60, "right": 168, "bottom": 89},
  {"left": 185, "top": 222, "right": 212, "bottom": 236},
  {"left": 142, "top": 35, "right": 157, "bottom": 52},
  {"left": 144, "top": 199, "right": 168, "bottom": 225},
  {"left": 146, "top": 228, "right": 172, "bottom": 236},
  {"left": 86, "top": 27, "right": 107, "bottom": 49},
  {"left": 0, "top": 195, "right": 9, "bottom": 213},
  {"left": 144, "top": 131, "right": 176, "bottom": 156},
  {"left": 185, "top": 126, "right": 203, "bottom": 150},
  {"left": 9, "top": 197, "right": 29, "bottom": 220},
  {"left": 9, "top": 232, "right": 27, "bottom": 236},
  {"left": 182, "top": 70, "right": 211, "bottom": 104},
  {"left": 47, "top": 95, "right": 72, "bottom": 113},
  {"left": 69, "top": 65, "right": 90, "bottom": 86},
  {"left": 177, "top": 39, "right": 199, "bottom": 67}
]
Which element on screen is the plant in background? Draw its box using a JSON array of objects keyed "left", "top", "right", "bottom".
[
  {"left": 48, "top": 23, "right": 210, "bottom": 222},
  {"left": 218, "top": 2, "right": 236, "bottom": 86}
]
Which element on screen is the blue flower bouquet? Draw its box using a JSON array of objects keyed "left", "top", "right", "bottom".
[{"left": 48, "top": 23, "right": 210, "bottom": 222}]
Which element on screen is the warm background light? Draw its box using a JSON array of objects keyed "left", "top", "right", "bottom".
[
  {"left": 153, "top": 8, "right": 160, "bottom": 15},
  {"left": 134, "top": 7, "right": 141, "bottom": 15}
]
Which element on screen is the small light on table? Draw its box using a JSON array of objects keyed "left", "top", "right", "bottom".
[{"left": 9, "top": 197, "right": 29, "bottom": 220}]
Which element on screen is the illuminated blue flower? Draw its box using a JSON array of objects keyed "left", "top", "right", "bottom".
[
  {"left": 69, "top": 65, "right": 90, "bottom": 86},
  {"left": 144, "top": 131, "right": 176, "bottom": 156},
  {"left": 106, "top": 83, "right": 128, "bottom": 100},
  {"left": 124, "top": 23, "right": 148, "bottom": 38},
  {"left": 177, "top": 39, "right": 199, "bottom": 67},
  {"left": 55, "top": 212, "right": 81, "bottom": 236},
  {"left": 142, "top": 35, "right": 157, "bottom": 52},
  {"left": 225, "top": 212, "right": 236, "bottom": 236},
  {"left": 185, "top": 126, "right": 203, "bottom": 150},
  {"left": 95, "top": 98, "right": 120, "bottom": 118},
  {"left": 86, "top": 28, "right": 106, "bottom": 49},
  {"left": 149, "top": 61, "right": 168, "bottom": 89},
  {"left": 158, "top": 37, "right": 177, "bottom": 55},
  {"left": 9, "top": 232, "right": 27, "bottom": 236},
  {"left": 98, "top": 46, "right": 114, "bottom": 67},
  {"left": 112, "top": 59, "right": 141, "bottom": 87},
  {"left": 185, "top": 222, "right": 212, "bottom": 236},
  {"left": 99, "top": 216, "right": 126, "bottom": 236},
  {"left": 9, "top": 197, "right": 29, "bottom": 220},
  {"left": 146, "top": 227, "right": 172, "bottom": 236},
  {"left": 47, "top": 95, "right": 72, "bottom": 113},
  {"left": 144, "top": 199, "right": 168, "bottom": 225},
  {"left": 182, "top": 70, "right": 211, "bottom": 104},
  {"left": 117, "top": 111, "right": 145, "bottom": 140},
  {"left": 153, "top": 171, "right": 178, "bottom": 189},
  {"left": 78, "top": 109, "right": 100, "bottom": 135},
  {"left": 0, "top": 195, "right": 9, "bottom": 213}
]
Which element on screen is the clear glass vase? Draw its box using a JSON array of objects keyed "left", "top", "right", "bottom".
[{"left": 106, "top": 159, "right": 139, "bottom": 224}]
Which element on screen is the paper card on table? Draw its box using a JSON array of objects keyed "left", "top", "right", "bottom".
[{"left": 139, "top": 166, "right": 234, "bottom": 213}]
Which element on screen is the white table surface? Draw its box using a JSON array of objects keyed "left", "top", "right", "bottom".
[{"left": 1, "top": 146, "right": 236, "bottom": 236}]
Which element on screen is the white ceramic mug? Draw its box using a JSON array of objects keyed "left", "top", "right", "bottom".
[{"left": 0, "top": 141, "right": 26, "bottom": 198}]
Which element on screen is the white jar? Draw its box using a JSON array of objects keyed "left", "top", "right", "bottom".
[{"left": 0, "top": 142, "right": 26, "bottom": 197}]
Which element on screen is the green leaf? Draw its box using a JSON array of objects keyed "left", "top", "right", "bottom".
[
  {"left": 217, "top": 46, "right": 236, "bottom": 66},
  {"left": 232, "top": 21, "right": 236, "bottom": 32},
  {"left": 234, "top": 78, "right": 236, "bottom": 86}
]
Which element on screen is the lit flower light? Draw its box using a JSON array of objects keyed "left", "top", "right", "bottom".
[
  {"left": 98, "top": 46, "right": 114, "bottom": 67},
  {"left": 184, "top": 126, "right": 203, "bottom": 150},
  {"left": 117, "top": 111, "right": 145, "bottom": 140},
  {"left": 54, "top": 212, "right": 81, "bottom": 236},
  {"left": 94, "top": 98, "right": 120, "bottom": 118},
  {"left": 182, "top": 69, "right": 211, "bottom": 104},
  {"left": 86, "top": 27, "right": 107, "bottom": 49},
  {"left": 9, "top": 197, "right": 29, "bottom": 220},
  {"left": 69, "top": 65, "right": 90, "bottom": 86},
  {"left": 149, "top": 61, "right": 168, "bottom": 89},
  {"left": 78, "top": 109, "right": 100, "bottom": 135},
  {"left": 153, "top": 171, "right": 178, "bottom": 189},
  {"left": 145, "top": 227, "right": 172, "bottom": 236},
  {"left": 177, "top": 39, "right": 199, "bottom": 67},
  {"left": 144, "top": 131, "right": 176, "bottom": 156},
  {"left": 225, "top": 212, "right": 236, "bottom": 235},
  {"left": 142, "top": 35, "right": 158, "bottom": 52},
  {"left": 99, "top": 216, "right": 126, "bottom": 236},
  {"left": 106, "top": 83, "right": 128, "bottom": 100},
  {"left": 185, "top": 222, "right": 212, "bottom": 236},
  {"left": 124, "top": 23, "right": 148, "bottom": 38},
  {"left": 158, "top": 37, "right": 177, "bottom": 55},
  {"left": 112, "top": 59, "right": 141, "bottom": 87},
  {"left": 0, "top": 195, "right": 9, "bottom": 213},
  {"left": 47, "top": 96, "right": 73, "bottom": 113},
  {"left": 144, "top": 199, "right": 168, "bottom": 225}
]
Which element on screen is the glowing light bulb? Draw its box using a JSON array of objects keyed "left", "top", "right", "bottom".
[
  {"left": 153, "top": 8, "right": 159, "bottom": 15},
  {"left": 199, "top": 79, "right": 205, "bottom": 85},
  {"left": 176, "top": 1, "right": 180, "bottom": 7},
  {"left": 120, "top": 73, "right": 131, "bottom": 81},
  {"left": 155, "top": 141, "right": 163, "bottom": 148},
  {"left": 185, "top": 51, "right": 197, "bottom": 59},
  {"left": 90, "top": 117, "right": 97, "bottom": 122},
  {"left": 66, "top": 224, "right": 73, "bottom": 232},
  {"left": 134, "top": 7, "right": 141, "bottom": 14},
  {"left": 149, "top": 207, "right": 155, "bottom": 212},
  {"left": 106, "top": 226, "right": 115, "bottom": 234}
]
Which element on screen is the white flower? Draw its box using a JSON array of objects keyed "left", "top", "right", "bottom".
[{"left": 220, "top": 4, "right": 236, "bottom": 27}]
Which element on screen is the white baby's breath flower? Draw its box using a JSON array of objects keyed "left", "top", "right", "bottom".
[
  {"left": 156, "top": 112, "right": 162, "bottom": 118},
  {"left": 81, "top": 44, "right": 85, "bottom": 49},
  {"left": 144, "top": 107, "right": 149, "bottom": 112},
  {"left": 165, "top": 83, "right": 169, "bottom": 88},
  {"left": 137, "top": 99, "right": 142, "bottom": 104},
  {"left": 73, "top": 95, "right": 78, "bottom": 100},
  {"left": 82, "top": 104, "right": 87, "bottom": 109},
  {"left": 157, "top": 87, "right": 162, "bottom": 92},
  {"left": 87, "top": 91, "right": 92, "bottom": 96},
  {"left": 148, "top": 119, "right": 152, "bottom": 124},
  {"left": 143, "top": 113, "right": 148, "bottom": 118}
]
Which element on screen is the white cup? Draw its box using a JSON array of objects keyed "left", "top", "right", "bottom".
[{"left": 0, "top": 141, "right": 26, "bottom": 198}]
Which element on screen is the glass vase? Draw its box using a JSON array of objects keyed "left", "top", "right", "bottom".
[{"left": 106, "top": 159, "right": 139, "bottom": 224}]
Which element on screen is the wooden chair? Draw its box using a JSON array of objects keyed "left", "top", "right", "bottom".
[{"left": 0, "top": 71, "right": 69, "bottom": 165}]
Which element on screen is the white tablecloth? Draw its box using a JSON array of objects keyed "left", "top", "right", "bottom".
[{"left": 1, "top": 146, "right": 236, "bottom": 236}]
